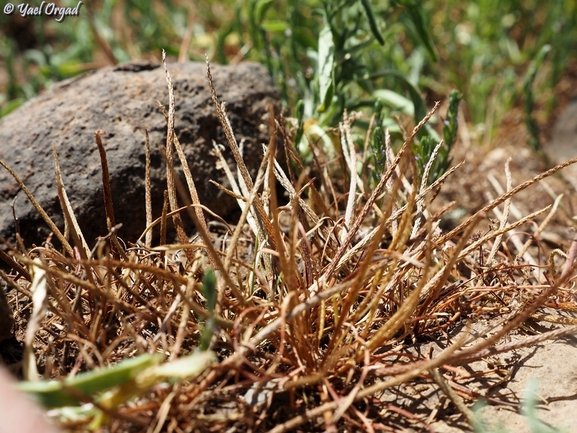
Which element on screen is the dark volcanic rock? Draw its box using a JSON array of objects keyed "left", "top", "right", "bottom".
[{"left": 0, "top": 61, "right": 280, "bottom": 247}]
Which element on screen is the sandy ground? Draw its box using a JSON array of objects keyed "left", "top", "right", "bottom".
[{"left": 428, "top": 93, "right": 577, "bottom": 432}]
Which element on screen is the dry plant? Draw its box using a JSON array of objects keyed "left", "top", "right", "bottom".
[{"left": 2, "top": 54, "right": 577, "bottom": 432}]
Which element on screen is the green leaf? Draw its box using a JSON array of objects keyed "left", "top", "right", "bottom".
[
  {"left": 402, "top": 2, "right": 437, "bottom": 61},
  {"left": 201, "top": 269, "right": 217, "bottom": 314},
  {"left": 199, "top": 269, "right": 218, "bottom": 351},
  {"left": 17, "top": 353, "right": 163, "bottom": 408},
  {"left": 373, "top": 89, "right": 414, "bottom": 116},
  {"left": 523, "top": 44, "right": 551, "bottom": 153},
  {"left": 317, "top": 20, "right": 335, "bottom": 113},
  {"left": 369, "top": 69, "right": 435, "bottom": 139},
  {"left": 139, "top": 351, "right": 216, "bottom": 383},
  {"left": 0, "top": 98, "right": 25, "bottom": 118},
  {"left": 359, "top": 0, "right": 385, "bottom": 45},
  {"left": 261, "top": 20, "right": 290, "bottom": 33},
  {"left": 294, "top": 99, "right": 306, "bottom": 146},
  {"left": 443, "top": 89, "right": 462, "bottom": 149},
  {"left": 254, "top": 0, "right": 274, "bottom": 25}
]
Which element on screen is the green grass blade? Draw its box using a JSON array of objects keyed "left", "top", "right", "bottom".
[
  {"left": 403, "top": 2, "right": 437, "bottom": 61},
  {"left": 359, "top": 0, "right": 385, "bottom": 45},
  {"left": 17, "top": 353, "right": 163, "bottom": 408},
  {"left": 317, "top": 19, "right": 335, "bottom": 113}
]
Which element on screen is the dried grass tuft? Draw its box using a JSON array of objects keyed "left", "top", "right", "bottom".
[{"left": 1, "top": 60, "right": 577, "bottom": 432}]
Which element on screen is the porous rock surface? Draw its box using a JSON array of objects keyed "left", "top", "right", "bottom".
[{"left": 0, "top": 61, "right": 280, "bottom": 248}]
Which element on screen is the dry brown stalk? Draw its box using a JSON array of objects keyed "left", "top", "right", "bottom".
[
  {"left": 94, "top": 131, "right": 116, "bottom": 234},
  {"left": 144, "top": 130, "right": 153, "bottom": 248},
  {"left": 486, "top": 157, "right": 512, "bottom": 265},
  {"left": 52, "top": 147, "right": 91, "bottom": 259},
  {"left": 429, "top": 367, "right": 475, "bottom": 425},
  {"left": 94, "top": 130, "right": 128, "bottom": 261},
  {"left": 437, "top": 154, "right": 577, "bottom": 246},
  {"left": 453, "top": 324, "right": 577, "bottom": 364},
  {"left": 323, "top": 103, "right": 440, "bottom": 283},
  {"left": 171, "top": 130, "right": 214, "bottom": 263},
  {"left": 161, "top": 51, "right": 190, "bottom": 253},
  {"left": 414, "top": 213, "right": 482, "bottom": 331},
  {"left": 0, "top": 159, "right": 73, "bottom": 257},
  {"left": 268, "top": 325, "right": 470, "bottom": 433},
  {"left": 205, "top": 57, "right": 277, "bottom": 249}
]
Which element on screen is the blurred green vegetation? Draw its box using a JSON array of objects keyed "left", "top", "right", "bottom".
[{"left": 1, "top": 0, "right": 575, "bottom": 146}]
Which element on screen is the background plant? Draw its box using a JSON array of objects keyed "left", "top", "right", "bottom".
[
  {"left": 2, "top": 0, "right": 575, "bottom": 185},
  {"left": 2, "top": 1, "right": 575, "bottom": 135},
  {"left": 425, "top": 0, "right": 576, "bottom": 143}
]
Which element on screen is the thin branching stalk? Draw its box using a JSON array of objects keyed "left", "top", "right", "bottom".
[
  {"left": 437, "top": 155, "right": 577, "bottom": 246},
  {"left": 52, "top": 148, "right": 91, "bottom": 258},
  {"left": 144, "top": 130, "right": 153, "bottom": 248},
  {"left": 205, "top": 57, "right": 277, "bottom": 249},
  {"left": 161, "top": 51, "right": 190, "bottom": 252},
  {"left": 324, "top": 103, "right": 440, "bottom": 284},
  {"left": 95, "top": 130, "right": 127, "bottom": 261},
  {"left": 268, "top": 326, "right": 470, "bottom": 433},
  {"left": 0, "top": 159, "right": 73, "bottom": 257}
]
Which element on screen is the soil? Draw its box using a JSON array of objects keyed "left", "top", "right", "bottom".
[{"left": 424, "top": 62, "right": 577, "bottom": 432}]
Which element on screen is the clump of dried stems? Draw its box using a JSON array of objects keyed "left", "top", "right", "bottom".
[{"left": 2, "top": 54, "right": 577, "bottom": 432}]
